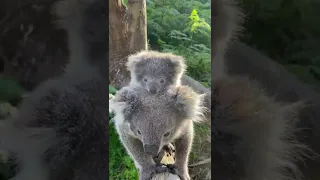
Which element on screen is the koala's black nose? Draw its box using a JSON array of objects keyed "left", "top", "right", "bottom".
[
  {"left": 148, "top": 82, "right": 158, "bottom": 94},
  {"left": 143, "top": 144, "right": 159, "bottom": 156}
]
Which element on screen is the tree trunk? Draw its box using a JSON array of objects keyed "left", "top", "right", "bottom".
[{"left": 109, "top": 0, "right": 147, "bottom": 88}]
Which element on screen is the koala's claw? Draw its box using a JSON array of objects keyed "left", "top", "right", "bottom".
[
  {"left": 163, "top": 143, "right": 175, "bottom": 156},
  {"left": 153, "top": 143, "right": 175, "bottom": 164}
]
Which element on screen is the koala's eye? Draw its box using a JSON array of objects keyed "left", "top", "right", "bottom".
[
  {"left": 143, "top": 77, "right": 148, "bottom": 82},
  {"left": 159, "top": 78, "right": 165, "bottom": 84},
  {"left": 164, "top": 132, "right": 170, "bottom": 137},
  {"left": 137, "top": 130, "right": 141, "bottom": 135}
]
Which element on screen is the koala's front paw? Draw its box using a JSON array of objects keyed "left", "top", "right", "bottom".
[
  {"left": 163, "top": 143, "right": 175, "bottom": 156},
  {"left": 153, "top": 143, "right": 175, "bottom": 164},
  {"left": 139, "top": 164, "right": 169, "bottom": 180}
]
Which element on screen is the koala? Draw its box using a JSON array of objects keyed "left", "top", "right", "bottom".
[
  {"left": 109, "top": 85, "right": 206, "bottom": 180},
  {"left": 211, "top": 75, "right": 310, "bottom": 180},
  {"left": 213, "top": 0, "right": 320, "bottom": 179},
  {"left": 126, "top": 50, "right": 187, "bottom": 94},
  {"left": 0, "top": 0, "right": 109, "bottom": 179}
]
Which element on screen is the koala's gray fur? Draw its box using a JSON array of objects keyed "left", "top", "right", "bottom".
[
  {"left": 211, "top": 76, "right": 309, "bottom": 180},
  {"left": 127, "top": 48, "right": 212, "bottom": 123},
  {"left": 0, "top": 0, "right": 109, "bottom": 179},
  {"left": 126, "top": 50, "right": 191, "bottom": 160},
  {"left": 110, "top": 85, "right": 206, "bottom": 180},
  {"left": 127, "top": 50, "right": 187, "bottom": 94}
]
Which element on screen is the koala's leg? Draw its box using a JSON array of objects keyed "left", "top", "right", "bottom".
[
  {"left": 118, "top": 127, "right": 169, "bottom": 180},
  {"left": 173, "top": 122, "right": 194, "bottom": 180}
]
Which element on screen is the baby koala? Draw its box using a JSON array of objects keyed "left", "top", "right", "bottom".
[{"left": 126, "top": 50, "right": 187, "bottom": 94}]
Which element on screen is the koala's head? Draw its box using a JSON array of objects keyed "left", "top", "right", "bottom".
[
  {"left": 126, "top": 50, "right": 187, "bottom": 94},
  {"left": 110, "top": 85, "right": 204, "bottom": 156}
]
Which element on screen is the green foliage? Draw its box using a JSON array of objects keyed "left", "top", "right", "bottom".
[
  {"left": 0, "top": 77, "right": 24, "bottom": 180},
  {"left": 0, "top": 77, "right": 25, "bottom": 106},
  {"left": 0, "top": 160, "right": 14, "bottom": 180},
  {"left": 109, "top": 120, "right": 138, "bottom": 179},
  {"left": 109, "top": 85, "right": 117, "bottom": 95},
  {"left": 146, "top": 0, "right": 211, "bottom": 86},
  {"left": 239, "top": 0, "right": 320, "bottom": 88},
  {"left": 284, "top": 64, "right": 320, "bottom": 91}
]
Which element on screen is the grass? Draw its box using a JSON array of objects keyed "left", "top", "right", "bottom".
[
  {"left": 109, "top": 85, "right": 139, "bottom": 179},
  {"left": 109, "top": 120, "right": 138, "bottom": 179}
]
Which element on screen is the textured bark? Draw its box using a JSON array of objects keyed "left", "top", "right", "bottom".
[
  {"left": 109, "top": 0, "right": 147, "bottom": 88},
  {"left": 109, "top": 0, "right": 130, "bottom": 88}
]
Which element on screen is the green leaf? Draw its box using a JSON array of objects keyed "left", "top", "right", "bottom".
[{"left": 109, "top": 85, "right": 117, "bottom": 94}]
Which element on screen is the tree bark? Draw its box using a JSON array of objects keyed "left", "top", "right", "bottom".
[
  {"left": 109, "top": 0, "right": 147, "bottom": 88},
  {"left": 127, "top": 0, "right": 147, "bottom": 52},
  {"left": 108, "top": 0, "right": 130, "bottom": 88}
]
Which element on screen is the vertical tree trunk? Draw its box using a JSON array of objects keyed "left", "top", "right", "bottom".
[
  {"left": 108, "top": 0, "right": 147, "bottom": 88},
  {"left": 127, "top": 0, "right": 147, "bottom": 52}
]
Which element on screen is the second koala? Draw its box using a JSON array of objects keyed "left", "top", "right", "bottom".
[
  {"left": 126, "top": 50, "right": 187, "bottom": 94},
  {"left": 110, "top": 85, "right": 205, "bottom": 180}
]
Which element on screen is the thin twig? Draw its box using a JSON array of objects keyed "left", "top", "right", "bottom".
[{"left": 188, "top": 158, "right": 211, "bottom": 167}]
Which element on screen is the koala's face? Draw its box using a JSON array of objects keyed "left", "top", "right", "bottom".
[
  {"left": 126, "top": 94, "right": 181, "bottom": 156},
  {"left": 134, "top": 59, "right": 179, "bottom": 94},
  {"left": 129, "top": 109, "right": 179, "bottom": 156}
]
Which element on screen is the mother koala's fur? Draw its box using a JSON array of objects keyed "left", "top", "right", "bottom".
[{"left": 110, "top": 85, "right": 206, "bottom": 180}]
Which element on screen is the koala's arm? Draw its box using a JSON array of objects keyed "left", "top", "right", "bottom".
[
  {"left": 173, "top": 121, "right": 194, "bottom": 180},
  {"left": 181, "top": 75, "right": 211, "bottom": 120}
]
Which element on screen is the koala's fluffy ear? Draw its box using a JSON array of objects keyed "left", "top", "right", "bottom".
[
  {"left": 168, "top": 55, "right": 187, "bottom": 77},
  {"left": 109, "top": 86, "right": 140, "bottom": 122},
  {"left": 167, "top": 85, "right": 206, "bottom": 122},
  {"left": 126, "top": 51, "right": 145, "bottom": 71}
]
